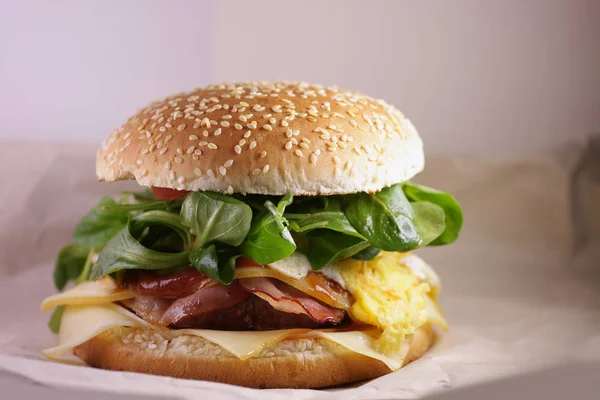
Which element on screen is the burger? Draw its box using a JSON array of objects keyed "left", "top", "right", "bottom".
[{"left": 41, "top": 81, "right": 462, "bottom": 388}]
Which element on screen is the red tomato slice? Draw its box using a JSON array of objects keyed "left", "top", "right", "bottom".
[{"left": 152, "top": 187, "right": 190, "bottom": 200}]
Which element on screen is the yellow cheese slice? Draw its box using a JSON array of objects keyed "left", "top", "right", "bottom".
[
  {"left": 40, "top": 278, "right": 136, "bottom": 312},
  {"left": 174, "top": 328, "right": 310, "bottom": 360},
  {"left": 302, "top": 329, "right": 410, "bottom": 371},
  {"left": 43, "top": 304, "right": 143, "bottom": 359},
  {"left": 43, "top": 303, "right": 442, "bottom": 371}
]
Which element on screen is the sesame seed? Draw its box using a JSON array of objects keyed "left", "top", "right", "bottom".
[
  {"left": 239, "top": 115, "right": 247, "bottom": 122},
  {"left": 169, "top": 171, "right": 176, "bottom": 181},
  {"left": 189, "top": 134, "right": 198, "bottom": 140},
  {"left": 176, "top": 147, "right": 183, "bottom": 155},
  {"left": 224, "top": 159, "right": 234, "bottom": 167},
  {"left": 194, "top": 149, "right": 202, "bottom": 155},
  {"left": 269, "top": 117, "right": 276, "bottom": 124},
  {"left": 221, "top": 121, "right": 230, "bottom": 127},
  {"left": 140, "top": 148, "right": 149, "bottom": 155},
  {"left": 239, "top": 139, "right": 246, "bottom": 146},
  {"left": 299, "top": 142, "right": 309, "bottom": 149},
  {"left": 214, "top": 128, "right": 222, "bottom": 136},
  {"left": 338, "top": 141, "right": 347, "bottom": 149},
  {"left": 174, "top": 157, "right": 183, "bottom": 164},
  {"left": 262, "top": 164, "right": 270, "bottom": 173},
  {"left": 207, "top": 169, "right": 215, "bottom": 178},
  {"left": 249, "top": 140, "right": 257, "bottom": 149},
  {"left": 285, "top": 128, "right": 293, "bottom": 138},
  {"left": 165, "top": 161, "right": 172, "bottom": 170},
  {"left": 294, "top": 149, "right": 303, "bottom": 158},
  {"left": 334, "top": 166, "right": 341, "bottom": 176},
  {"left": 222, "top": 114, "right": 232, "bottom": 119},
  {"left": 159, "top": 126, "right": 166, "bottom": 132},
  {"left": 271, "top": 105, "right": 282, "bottom": 112},
  {"left": 219, "top": 166, "right": 227, "bottom": 176},
  {"left": 260, "top": 151, "right": 267, "bottom": 157},
  {"left": 301, "top": 138, "right": 311, "bottom": 144},
  {"left": 248, "top": 121, "right": 258, "bottom": 129},
  {"left": 136, "top": 159, "right": 143, "bottom": 165},
  {"left": 150, "top": 154, "right": 157, "bottom": 162},
  {"left": 281, "top": 120, "right": 289, "bottom": 127},
  {"left": 165, "top": 134, "right": 173, "bottom": 142},
  {"left": 234, "top": 123, "right": 243, "bottom": 130},
  {"left": 208, "top": 143, "right": 218, "bottom": 150},
  {"left": 177, "top": 176, "right": 185, "bottom": 184},
  {"left": 234, "top": 145, "right": 242, "bottom": 154},
  {"left": 178, "top": 124, "right": 186, "bottom": 131},
  {"left": 310, "top": 153, "right": 317, "bottom": 164},
  {"left": 285, "top": 141, "right": 293, "bottom": 150},
  {"left": 194, "top": 168, "right": 202, "bottom": 176},
  {"left": 263, "top": 124, "right": 272, "bottom": 131},
  {"left": 199, "top": 141, "right": 208, "bottom": 147},
  {"left": 187, "top": 146, "right": 195, "bottom": 154},
  {"left": 159, "top": 147, "right": 168, "bottom": 155},
  {"left": 252, "top": 168, "right": 261, "bottom": 175},
  {"left": 333, "top": 156, "right": 340, "bottom": 164},
  {"left": 201, "top": 118, "right": 210, "bottom": 127}
]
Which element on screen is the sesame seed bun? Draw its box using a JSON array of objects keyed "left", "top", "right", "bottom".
[
  {"left": 73, "top": 324, "right": 434, "bottom": 389},
  {"left": 96, "top": 81, "right": 424, "bottom": 195}
]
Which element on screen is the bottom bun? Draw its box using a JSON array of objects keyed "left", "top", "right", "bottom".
[{"left": 74, "top": 324, "right": 434, "bottom": 389}]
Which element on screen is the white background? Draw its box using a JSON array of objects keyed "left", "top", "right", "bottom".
[{"left": 1, "top": 0, "right": 599, "bottom": 155}]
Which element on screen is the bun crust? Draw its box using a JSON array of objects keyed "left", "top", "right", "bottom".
[
  {"left": 96, "top": 81, "right": 424, "bottom": 195},
  {"left": 74, "top": 324, "right": 434, "bottom": 389}
]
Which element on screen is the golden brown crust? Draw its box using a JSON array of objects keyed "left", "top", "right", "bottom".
[
  {"left": 96, "top": 81, "right": 424, "bottom": 195},
  {"left": 74, "top": 324, "right": 434, "bottom": 389}
]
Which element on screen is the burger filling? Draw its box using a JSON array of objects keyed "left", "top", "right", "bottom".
[{"left": 48, "top": 182, "right": 462, "bottom": 355}]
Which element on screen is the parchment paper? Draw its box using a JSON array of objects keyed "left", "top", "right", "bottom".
[{"left": 0, "top": 141, "right": 598, "bottom": 399}]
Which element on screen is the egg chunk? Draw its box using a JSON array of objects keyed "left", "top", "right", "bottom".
[{"left": 335, "top": 251, "right": 432, "bottom": 355}]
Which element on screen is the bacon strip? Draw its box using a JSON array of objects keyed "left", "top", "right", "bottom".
[
  {"left": 126, "top": 269, "right": 213, "bottom": 298},
  {"left": 238, "top": 278, "right": 345, "bottom": 324},
  {"left": 159, "top": 281, "right": 250, "bottom": 326}
]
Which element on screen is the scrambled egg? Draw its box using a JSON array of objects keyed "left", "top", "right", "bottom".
[{"left": 335, "top": 252, "right": 433, "bottom": 355}]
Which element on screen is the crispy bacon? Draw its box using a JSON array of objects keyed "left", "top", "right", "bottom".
[
  {"left": 159, "top": 281, "right": 250, "bottom": 326},
  {"left": 123, "top": 263, "right": 347, "bottom": 329},
  {"left": 238, "top": 278, "right": 345, "bottom": 324},
  {"left": 125, "top": 269, "right": 213, "bottom": 298}
]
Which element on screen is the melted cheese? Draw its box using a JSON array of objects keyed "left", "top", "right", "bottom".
[
  {"left": 40, "top": 278, "right": 136, "bottom": 312},
  {"left": 175, "top": 328, "right": 310, "bottom": 360},
  {"left": 43, "top": 304, "right": 142, "bottom": 359},
  {"left": 44, "top": 303, "right": 421, "bottom": 370}
]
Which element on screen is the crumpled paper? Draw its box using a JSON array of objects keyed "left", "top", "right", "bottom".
[{"left": 0, "top": 141, "right": 598, "bottom": 399}]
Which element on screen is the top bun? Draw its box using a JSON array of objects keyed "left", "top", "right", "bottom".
[{"left": 97, "top": 81, "right": 424, "bottom": 195}]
